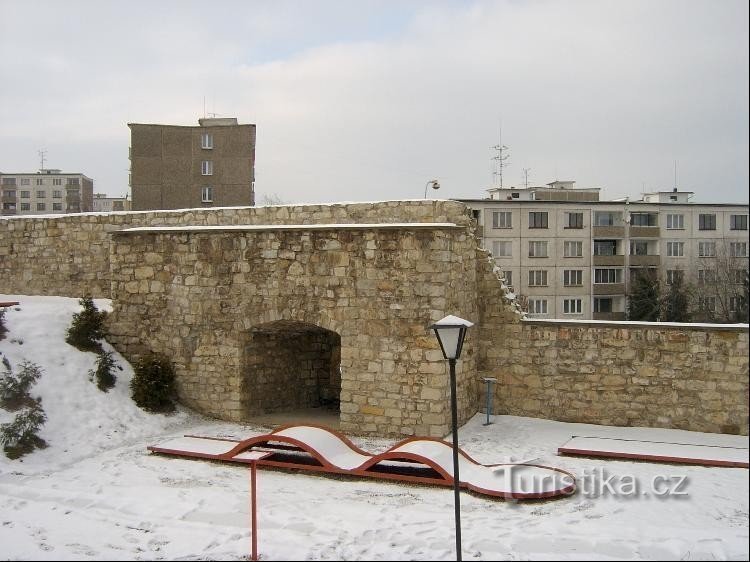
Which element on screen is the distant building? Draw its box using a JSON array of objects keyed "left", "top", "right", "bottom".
[
  {"left": 128, "top": 117, "right": 256, "bottom": 211},
  {"left": 459, "top": 183, "right": 749, "bottom": 321},
  {"left": 92, "top": 193, "right": 131, "bottom": 213},
  {"left": 0, "top": 169, "right": 94, "bottom": 216}
]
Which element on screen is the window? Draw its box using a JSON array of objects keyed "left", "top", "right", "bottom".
[
  {"left": 35, "top": 178, "right": 43, "bottom": 186},
  {"left": 2, "top": 203, "right": 16, "bottom": 210},
  {"left": 201, "top": 160, "right": 213, "bottom": 175},
  {"left": 66, "top": 178, "right": 79, "bottom": 186},
  {"left": 528, "top": 299, "right": 548, "bottom": 315},
  {"left": 201, "top": 132, "right": 214, "bottom": 149},
  {"left": 502, "top": 270, "right": 513, "bottom": 288},
  {"left": 732, "top": 269, "right": 748, "bottom": 284},
  {"left": 729, "top": 296, "right": 743, "bottom": 312},
  {"left": 528, "top": 270, "right": 548, "bottom": 287},
  {"left": 666, "top": 214, "right": 684, "bottom": 230},
  {"left": 20, "top": 178, "right": 30, "bottom": 186},
  {"left": 52, "top": 190, "right": 62, "bottom": 199},
  {"left": 730, "top": 214, "right": 748, "bottom": 230},
  {"left": 20, "top": 203, "right": 30, "bottom": 211},
  {"left": 629, "top": 241, "right": 649, "bottom": 256},
  {"left": 594, "top": 269, "right": 622, "bottom": 284},
  {"left": 20, "top": 191, "right": 30, "bottom": 198},
  {"left": 528, "top": 241, "right": 548, "bottom": 257},
  {"left": 666, "top": 241, "right": 684, "bottom": 257},
  {"left": 52, "top": 202, "right": 62, "bottom": 211},
  {"left": 201, "top": 187, "right": 214, "bottom": 202},
  {"left": 594, "top": 211, "right": 620, "bottom": 226},
  {"left": 492, "top": 240, "right": 512, "bottom": 257},
  {"left": 492, "top": 211, "right": 512, "bottom": 229},
  {"left": 563, "top": 298, "right": 582, "bottom": 314},
  {"left": 593, "top": 297, "right": 613, "bottom": 313},
  {"left": 699, "top": 296, "right": 717, "bottom": 312},
  {"left": 730, "top": 242, "right": 748, "bottom": 257},
  {"left": 528, "top": 212, "right": 548, "bottom": 229},
  {"left": 52, "top": 178, "right": 62, "bottom": 186},
  {"left": 563, "top": 269, "right": 583, "bottom": 286},
  {"left": 666, "top": 270, "right": 684, "bottom": 285},
  {"left": 697, "top": 269, "right": 716, "bottom": 286},
  {"left": 565, "top": 212, "right": 583, "bottom": 229},
  {"left": 698, "top": 241, "right": 716, "bottom": 257},
  {"left": 630, "top": 212, "right": 658, "bottom": 226},
  {"left": 1, "top": 177, "right": 16, "bottom": 186},
  {"left": 698, "top": 213, "right": 716, "bottom": 230},
  {"left": 3, "top": 190, "right": 16, "bottom": 198},
  {"left": 593, "top": 240, "right": 617, "bottom": 256},
  {"left": 36, "top": 190, "right": 46, "bottom": 198},
  {"left": 564, "top": 241, "right": 583, "bottom": 257},
  {"left": 36, "top": 202, "right": 46, "bottom": 211}
]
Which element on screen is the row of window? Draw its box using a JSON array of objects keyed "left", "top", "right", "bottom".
[
  {"left": 516, "top": 267, "right": 746, "bottom": 288},
  {"left": 492, "top": 239, "right": 748, "bottom": 258},
  {"left": 1, "top": 178, "right": 79, "bottom": 186},
  {"left": 491, "top": 211, "right": 748, "bottom": 231},
  {"left": 526, "top": 295, "right": 744, "bottom": 316},
  {"left": 2, "top": 202, "right": 64, "bottom": 211},
  {"left": 2, "top": 190, "right": 64, "bottom": 199}
]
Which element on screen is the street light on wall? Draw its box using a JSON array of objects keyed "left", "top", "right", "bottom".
[
  {"left": 424, "top": 179, "right": 441, "bottom": 198},
  {"left": 429, "top": 314, "right": 473, "bottom": 562}
]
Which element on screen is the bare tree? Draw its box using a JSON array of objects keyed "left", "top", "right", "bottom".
[{"left": 694, "top": 240, "right": 749, "bottom": 323}]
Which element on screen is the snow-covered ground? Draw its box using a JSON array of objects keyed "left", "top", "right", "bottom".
[{"left": 0, "top": 295, "right": 748, "bottom": 561}]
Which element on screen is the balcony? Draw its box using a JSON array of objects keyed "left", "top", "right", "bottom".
[
  {"left": 593, "top": 312, "right": 626, "bottom": 321},
  {"left": 593, "top": 226, "right": 625, "bottom": 238},
  {"left": 593, "top": 255, "right": 625, "bottom": 266},
  {"left": 593, "top": 283, "right": 626, "bottom": 295},
  {"left": 1, "top": 193, "right": 17, "bottom": 203},
  {"left": 629, "top": 226, "right": 660, "bottom": 238},
  {"left": 629, "top": 255, "right": 661, "bottom": 267}
]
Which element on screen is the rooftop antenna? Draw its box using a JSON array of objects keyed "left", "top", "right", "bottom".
[
  {"left": 38, "top": 149, "right": 47, "bottom": 171},
  {"left": 490, "top": 126, "right": 510, "bottom": 189},
  {"left": 673, "top": 160, "right": 678, "bottom": 190},
  {"left": 203, "top": 96, "right": 206, "bottom": 118},
  {"left": 522, "top": 168, "right": 531, "bottom": 189}
]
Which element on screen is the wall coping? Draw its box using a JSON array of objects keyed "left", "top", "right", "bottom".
[
  {"left": 522, "top": 317, "right": 749, "bottom": 332},
  {"left": 113, "top": 222, "right": 463, "bottom": 234}
]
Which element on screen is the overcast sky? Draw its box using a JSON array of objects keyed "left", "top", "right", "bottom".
[{"left": 1, "top": 0, "right": 747, "bottom": 204}]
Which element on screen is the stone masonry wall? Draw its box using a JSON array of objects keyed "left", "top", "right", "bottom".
[
  {"left": 0, "top": 201, "right": 470, "bottom": 298},
  {"left": 478, "top": 319, "right": 749, "bottom": 435}
]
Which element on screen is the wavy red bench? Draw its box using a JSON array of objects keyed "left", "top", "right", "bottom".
[{"left": 149, "top": 424, "right": 576, "bottom": 500}]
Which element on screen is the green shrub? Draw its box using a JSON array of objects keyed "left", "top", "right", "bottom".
[
  {"left": 1, "top": 402, "right": 47, "bottom": 459},
  {"left": 0, "top": 360, "right": 43, "bottom": 410},
  {"left": 89, "top": 351, "right": 117, "bottom": 392},
  {"left": 130, "top": 354, "right": 176, "bottom": 412},
  {"left": 65, "top": 297, "right": 107, "bottom": 353}
]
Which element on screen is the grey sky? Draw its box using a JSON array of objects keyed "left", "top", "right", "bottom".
[{"left": 1, "top": 0, "right": 747, "bottom": 204}]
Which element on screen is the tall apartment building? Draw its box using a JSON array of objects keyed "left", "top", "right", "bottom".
[
  {"left": 128, "top": 117, "right": 256, "bottom": 211},
  {"left": 459, "top": 182, "right": 749, "bottom": 321},
  {"left": 0, "top": 169, "right": 94, "bottom": 216}
]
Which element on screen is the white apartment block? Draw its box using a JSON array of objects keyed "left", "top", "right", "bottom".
[
  {"left": 92, "top": 193, "right": 131, "bottom": 213},
  {"left": 1, "top": 169, "right": 94, "bottom": 216},
  {"left": 459, "top": 183, "right": 749, "bottom": 321}
]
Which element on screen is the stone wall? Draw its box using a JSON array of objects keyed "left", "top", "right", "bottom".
[
  {"left": 0, "top": 201, "right": 471, "bottom": 298},
  {"left": 478, "top": 319, "right": 749, "bottom": 435}
]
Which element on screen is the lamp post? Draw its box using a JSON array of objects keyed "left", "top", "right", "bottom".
[
  {"left": 429, "top": 314, "right": 473, "bottom": 562},
  {"left": 424, "top": 179, "right": 441, "bottom": 198}
]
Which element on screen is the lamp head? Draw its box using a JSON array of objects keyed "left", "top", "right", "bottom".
[{"left": 429, "top": 315, "right": 474, "bottom": 360}]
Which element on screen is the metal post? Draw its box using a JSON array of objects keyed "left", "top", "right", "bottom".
[
  {"left": 482, "top": 377, "right": 497, "bottom": 426},
  {"left": 251, "top": 461, "right": 259, "bottom": 561},
  {"left": 448, "top": 358, "right": 462, "bottom": 562}
]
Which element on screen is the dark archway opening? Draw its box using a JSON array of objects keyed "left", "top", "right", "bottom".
[{"left": 242, "top": 320, "right": 341, "bottom": 425}]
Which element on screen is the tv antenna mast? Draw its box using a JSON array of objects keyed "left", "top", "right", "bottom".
[
  {"left": 38, "top": 149, "right": 47, "bottom": 171},
  {"left": 522, "top": 168, "right": 531, "bottom": 189},
  {"left": 490, "top": 130, "right": 510, "bottom": 189}
]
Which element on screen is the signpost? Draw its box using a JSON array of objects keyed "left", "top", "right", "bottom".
[{"left": 482, "top": 377, "right": 497, "bottom": 426}]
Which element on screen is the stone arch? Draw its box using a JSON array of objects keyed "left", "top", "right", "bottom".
[{"left": 241, "top": 320, "right": 342, "bottom": 418}]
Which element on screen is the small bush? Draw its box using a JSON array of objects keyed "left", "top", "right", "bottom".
[
  {"left": 89, "top": 351, "right": 117, "bottom": 392},
  {"left": 0, "top": 360, "right": 43, "bottom": 410},
  {"left": 66, "top": 297, "right": 107, "bottom": 353},
  {"left": 0, "top": 309, "right": 6, "bottom": 341},
  {"left": 130, "top": 354, "right": 176, "bottom": 412},
  {"left": 1, "top": 402, "right": 47, "bottom": 459}
]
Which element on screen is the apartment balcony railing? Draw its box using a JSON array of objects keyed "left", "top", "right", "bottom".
[
  {"left": 592, "top": 226, "right": 625, "bottom": 238},
  {"left": 593, "top": 255, "right": 625, "bottom": 266},
  {"left": 593, "top": 283, "right": 626, "bottom": 295},
  {"left": 593, "top": 312, "right": 626, "bottom": 321},
  {"left": 629, "top": 226, "right": 660, "bottom": 238},
  {"left": 629, "top": 255, "right": 661, "bottom": 267}
]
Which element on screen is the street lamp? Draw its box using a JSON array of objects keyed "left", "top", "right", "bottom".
[
  {"left": 429, "top": 314, "right": 473, "bottom": 562},
  {"left": 424, "top": 179, "right": 441, "bottom": 198}
]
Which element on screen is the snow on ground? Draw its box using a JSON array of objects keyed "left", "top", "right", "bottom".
[{"left": 0, "top": 295, "right": 748, "bottom": 561}]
